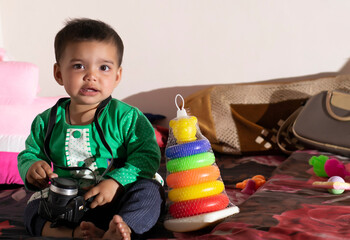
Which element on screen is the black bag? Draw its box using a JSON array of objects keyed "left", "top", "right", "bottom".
[{"left": 277, "top": 90, "right": 350, "bottom": 157}]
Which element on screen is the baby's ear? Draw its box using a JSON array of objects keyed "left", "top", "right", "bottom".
[
  {"left": 114, "top": 67, "right": 123, "bottom": 86},
  {"left": 53, "top": 63, "right": 63, "bottom": 85}
]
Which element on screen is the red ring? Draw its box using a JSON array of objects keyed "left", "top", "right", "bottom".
[{"left": 169, "top": 193, "right": 229, "bottom": 218}]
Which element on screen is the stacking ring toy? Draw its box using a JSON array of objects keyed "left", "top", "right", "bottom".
[
  {"left": 166, "top": 152, "right": 215, "bottom": 173},
  {"left": 169, "top": 193, "right": 229, "bottom": 218},
  {"left": 166, "top": 165, "right": 220, "bottom": 188},
  {"left": 165, "top": 139, "right": 211, "bottom": 159},
  {"left": 168, "top": 180, "right": 224, "bottom": 202}
]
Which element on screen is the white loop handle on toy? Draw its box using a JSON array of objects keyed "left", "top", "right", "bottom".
[
  {"left": 175, "top": 94, "right": 184, "bottom": 110},
  {"left": 175, "top": 94, "right": 188, "bottom": 118}
]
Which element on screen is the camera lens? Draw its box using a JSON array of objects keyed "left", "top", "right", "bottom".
[{"left": 48, "top": 178, "right": 79, "bottom": 207}]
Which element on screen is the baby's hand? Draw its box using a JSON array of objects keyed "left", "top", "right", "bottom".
[
  {"left": 26, "top": 160, "right": 58, "bottom": 189},
  {"left": 84, "top": 179, "right": 120, "bottom": 209}
]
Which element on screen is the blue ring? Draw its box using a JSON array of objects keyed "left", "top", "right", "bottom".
[{"left": 165, "top": 139, "right": 211, "bottom": 159}]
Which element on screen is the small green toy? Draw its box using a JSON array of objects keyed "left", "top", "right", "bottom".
[{"left": 309, "top": 155, "right": 328, "bottom": 177}]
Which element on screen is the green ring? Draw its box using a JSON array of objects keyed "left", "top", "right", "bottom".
[{"left": 166, "top": 152, "right": 215, "bottom": 173}]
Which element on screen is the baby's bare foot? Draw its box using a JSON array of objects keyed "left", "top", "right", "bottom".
[
  {"left": 78, "top": 221, "right": 105, "bottom": 239},
  {"left": 103, "top": 215, "right": 131, "bottom": 240}
]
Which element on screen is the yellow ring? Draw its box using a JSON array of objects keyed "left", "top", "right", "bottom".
[{"left": 168, "top": 180, "right": 225, "bottom": 202}]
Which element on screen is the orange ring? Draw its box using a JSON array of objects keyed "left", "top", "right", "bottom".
[
  {"left": 169, "top": 193, "right": 229, "bottom": 218},
  {"left": 166, "top": 165, "right": 220, "bottom": 188}
]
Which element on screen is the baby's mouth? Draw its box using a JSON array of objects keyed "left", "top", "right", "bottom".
[
  {"left": 81, "top": 87, "right": 98, "bottom": 93},
  {"left": 80, "top": 87, "right": 99, "bottom": 95}
]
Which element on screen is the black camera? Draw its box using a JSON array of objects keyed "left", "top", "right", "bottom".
[
  {"left": 40, "top": 97, "right": 114, "bottom": 228},
  {"left": 38, "top": 177, "right": 91, "bottom": 227}
]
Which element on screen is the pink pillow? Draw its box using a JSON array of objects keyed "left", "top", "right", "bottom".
[
  {"left": 0, "top": 50, "right": 59, "bottom": 185},
  {"left": 0, "top": 97, "right": 61, "bottom": 185},
  {"left": 0, "top": 152, "right": 23, "bottom": 184},
  {"left": 0, "top": 61, "right": 39, "bottom": 104}
]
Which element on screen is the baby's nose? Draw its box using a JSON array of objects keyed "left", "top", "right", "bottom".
[{"left": 83, "top": 70, "right": 97, "bottom": 81}]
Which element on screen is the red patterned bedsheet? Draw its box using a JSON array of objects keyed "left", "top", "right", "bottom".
[{"left": 2, "top": 150, "right": 348, "bottom": 239}]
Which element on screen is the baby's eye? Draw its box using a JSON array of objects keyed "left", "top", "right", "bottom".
[
  {"left": 100, "top": 65, "right": 110, "bottom": 71},
  {"left": 73, "top": 64, "right": 84, "bottom": 70}
]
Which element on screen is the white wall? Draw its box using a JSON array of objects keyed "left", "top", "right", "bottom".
[{"left": 1, "top": 0, "right": 350, "bottom": 121}]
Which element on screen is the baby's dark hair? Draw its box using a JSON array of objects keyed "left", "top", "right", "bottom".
[{"left": 54, "top": 18, "right": 124, "bottom": 66}]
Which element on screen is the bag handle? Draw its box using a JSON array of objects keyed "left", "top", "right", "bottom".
[
  {"left": 276, "top": 107, "right": 303, "bottom": 155},
  {"left": 326, "top": 90, "right": 350, "bottom": 121}
]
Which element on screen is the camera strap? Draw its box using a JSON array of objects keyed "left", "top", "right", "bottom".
[{"left": 44, "top": 96, "right": 114, "bottom": 184}]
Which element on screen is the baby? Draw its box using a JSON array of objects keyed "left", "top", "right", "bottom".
[{"left": 18, "top": 18, "right": 164, "bottom": 239}]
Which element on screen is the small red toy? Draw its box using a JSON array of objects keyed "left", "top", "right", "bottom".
[{"left": 236, "top": 175, "right": 266, "bottom": 194}]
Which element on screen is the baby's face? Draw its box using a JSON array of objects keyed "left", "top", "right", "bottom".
[{"left": 54, "top": 40, "right": 122, "bottom": 108}]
